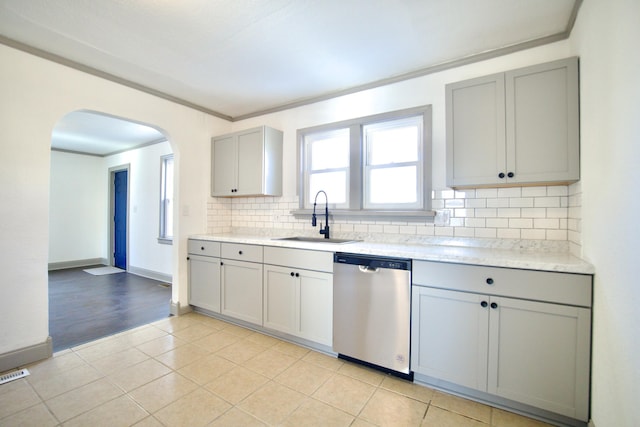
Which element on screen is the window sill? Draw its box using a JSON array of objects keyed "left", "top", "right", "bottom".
[
  {"left": 157, "top": 237, "right": 173, "bottom": 245},
  {"left": 292, "top": 209, "right": 435, "bottom": 222}
]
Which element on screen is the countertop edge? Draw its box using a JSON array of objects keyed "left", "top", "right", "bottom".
[{"left": 189, "top": 234, "right": 594, "bottom": 275}]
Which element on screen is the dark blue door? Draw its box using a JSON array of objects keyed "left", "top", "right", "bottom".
[{"left": 114, "top": 170, "right": 127, "bottom": 269}]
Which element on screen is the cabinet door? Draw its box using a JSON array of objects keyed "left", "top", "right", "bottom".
[
  {"left": 411, "top": 287, "right": 489, "bottom": 390},
  {"left": 211, "top": 135, "right": 237, "bottom": 196},
  {"left": 236, "top": 128, "right": 264, "bottom": 196},
  {"left": 188, "top": 254, "right": 221, "bottom": 313},
  {"left": 505, "top": 58, "right": 579, "bottom": 184},
  {"left": 298, "top": 270, "right": 333, "bottom": 346},
  {"left": 487, "top": 297, "right": 590, "bottom": 421},
  {"left": 446, "top": 73, "right": 506, "bottom": 187},
  {"left": 263, "top": 264, "right": 296, "bottom": 334},
  {"left": 220, "top": 259, "right": 263, "bottom": 325}
]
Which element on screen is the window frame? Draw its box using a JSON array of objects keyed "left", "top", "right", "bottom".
[
  {"left": 158, "top": 153, "right": 174, "bottom": 244},
  {"left": 296, "top": 106, "right": 433, "bottom": 220}
]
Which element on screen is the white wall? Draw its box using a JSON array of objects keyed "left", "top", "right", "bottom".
[
  {"left": 49, "top": 151, "right": 106, "bottom": 264},
  {"left": 104, "top": 141, "right": 173, "bottom": 277},
  {"left": 0, "top": 43, "right": 231, "bottom": 356},
  {"left": 213, "top": 41, "right": 576, "bottom": 249},
  {"left": 569, "top": 0, "right": 640, "bottom": 425}
]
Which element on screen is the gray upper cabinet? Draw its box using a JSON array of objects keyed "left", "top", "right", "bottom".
[
  {"left": 211, "top": 126, "right": 283, "bottom": 197},
  {"left": 446, "top": 57, "right": 579, "bottom": 188}
]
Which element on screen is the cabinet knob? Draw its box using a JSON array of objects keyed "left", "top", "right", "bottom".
[
  {"left": 490, "top": 302, "right": 498, "bottom": 309},
  {"left": 201, "top": 246, "right": 205, "bottom": 251},
  {"left": 498, "top": 172, "right": 505, "bottom": 179},
  {"left": 290, "top": 272, "right": 295, "bottom": 277},
  {"left": 507, "top": 172, "right": 514, "bottom": 178},
  {"left": 481, "top": 301, "right": 488, "bottom": 308},
  {"left": 295, "top": 272, "right": 300, "bottom": 277},
  {"left": 220, "top": 261, "right": 224, "bottom": 266},
  {"left": 238, "top": 250, "right": 243, "bottom": 255},
  {"left": 186, "top": 256, "right": 190, "bottom": 261},
  {"left": 486, "top": 278, "right": 494, "bottom": 285}
]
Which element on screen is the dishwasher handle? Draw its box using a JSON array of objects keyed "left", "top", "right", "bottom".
[{"left": 358, "top": 265, "right": 379, "bottom": 273}]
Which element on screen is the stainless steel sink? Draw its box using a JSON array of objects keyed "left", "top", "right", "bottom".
[{"left": 273, "top": 236, "right": 360, "bottom": 244}]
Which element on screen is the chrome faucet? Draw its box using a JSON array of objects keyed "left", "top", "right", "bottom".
[{"left": 312, "top": 190, "right": 330, "bottom": 239}]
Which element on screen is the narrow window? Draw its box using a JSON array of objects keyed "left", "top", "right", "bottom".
[{"left": 159, "top": 154, "right": 174, "bottom": 243}]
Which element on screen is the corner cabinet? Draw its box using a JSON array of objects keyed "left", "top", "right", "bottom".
[
  {"left": 446, "top": 57, "right": 579, "bottom": 188},
  {"left": 411, "top": 260, "right": 592, "bottom": 423},
  {"left": 211, "top": 126, "right": 283, "bottom": 197},
  {"left": 187, "top": 240, "right": 221, "bottom": 313}
]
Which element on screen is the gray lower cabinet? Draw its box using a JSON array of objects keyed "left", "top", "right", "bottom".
[
  {"left": 220, "top": 243, "right": 264, "bottom": 326},
  {"left": 263, "top": 247, "right": 333, "bottom": 346},
  {"left": 188, "top": 240, "right": 221, "bottom": 313},
  {"left": 446, "top": 57, "right": 579, "bottom": 188},
  {"left": 411, "top": 260, "right": 592, "bottom": 422}
]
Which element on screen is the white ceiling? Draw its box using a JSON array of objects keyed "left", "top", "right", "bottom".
[
  {"left": 0, "top": 0, "right": 580, "bottom": 154},
  {"left": 52, "top": 111, "right": 166, "bottom": 156}
]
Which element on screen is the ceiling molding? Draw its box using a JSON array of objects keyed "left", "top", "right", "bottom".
[
  {"left": 2, "top": 0, "right": 582, "bottom": 123},
  {"left": 0, "top": 34, "right": 232, "bottom": 122},
  {"left": 51, "top": 136, "right": 168, "bottom": 157}
]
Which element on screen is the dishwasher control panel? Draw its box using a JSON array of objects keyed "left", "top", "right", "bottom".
[{"left": 334, "top": 253, "right": 411, "bottom": 271}]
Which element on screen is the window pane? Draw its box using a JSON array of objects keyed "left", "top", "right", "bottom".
[
  {"left": 309, "top": 130, "right": 349, "bottom": 170},
  {"left": 368, "top": 166, "right": 417, "bottom": 204},
  {"left": 309, "top": 171, "right": 347, "bottom": 205},
  {"left": 366, "top": 124, "right": 418, "bottom": 166},
  {"left": 161, "top": 155, "right": 174, "bottom": 239}
]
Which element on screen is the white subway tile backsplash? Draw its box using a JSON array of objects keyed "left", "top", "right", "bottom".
[
  {"left": 486, "top": 218, "right": 509, "bottom": 228},
  {"left": 521, "top": 229, "right": 546, "bottom": 240},
  {"left": 444, "top": 199, "right": 465, "bottom": 208},
  {"left": 509, "top": 198, "right": 534, "bottom": 208},
  {"left": 547, "top": 186, "right": 569, "bottom": 196},
  {"left": 497, "top": 208, "right": 521, "bottom": 218},
  {"left": 534, "top": 197, "right": 561, "bottom": 208},
  {"left": 475, "top": 208, "right": 498, "bottom": 218},
  {"left": 465, "top": 198, "right": 487, "bottom": 208},
  {"left": 534, "top": 218, "right": 560, "bottom": 229},
  {"left": 498, "top": 228, "right": 521, "bottom": 239},
  {"left": 498, "top": 187, "right": 521, "bottom": 198},
  {"left": 487, "top": 198, "right": 510, "bottom": 208},
  {"left": 509, "top": 218, "right": 533, "bottom": 229},
  {"left": 207, "top": 184, "right": 581, "bottom": 251},
  {"left": 476, "top": 188, "right": 498, "bottom": 198},
  {"left": 521, "top": 208, "right": 547, "bottom": 218},
  {"left": 522, "top": 186, "right": 547, "bottom": 197}
]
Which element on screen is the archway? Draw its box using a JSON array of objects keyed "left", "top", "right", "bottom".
[{"left": 48, "top": 110, "right": 175, "bottom": 351}]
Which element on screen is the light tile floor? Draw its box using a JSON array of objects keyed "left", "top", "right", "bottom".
[{"left": 0, "top": 313, "right": 554, "bottom": 426}]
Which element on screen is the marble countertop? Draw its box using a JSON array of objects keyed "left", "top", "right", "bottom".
[{"left": 190, "top": 233, "right": 594, "bottom": 275}]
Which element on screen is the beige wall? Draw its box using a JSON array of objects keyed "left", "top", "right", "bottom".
[
  {"left": 2, "top": 1, "right": 639, "bottom": 423},
  {"left": 569, "top": 0, "right": 640, "bottom": 425},
  {"left": 0, "top": 43, "right": 231, "bottom": 355}
]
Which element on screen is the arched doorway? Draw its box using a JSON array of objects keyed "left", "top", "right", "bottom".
[{"left": 48, "top": 110, "right": 175, "bottom": 351}]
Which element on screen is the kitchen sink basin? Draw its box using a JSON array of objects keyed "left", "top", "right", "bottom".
[{"left": 273, "top": 236, "right": 360, "bottom": 244}]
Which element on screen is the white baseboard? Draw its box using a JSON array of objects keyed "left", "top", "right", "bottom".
[
  {"left": 170, "top": 301, "right": 192, "bottom": 316},
  {"left": 48, "top": 258, "right": 108, "bottom": 271},
  {"left": 128, "top": 265, "right": 172, "bottom": 284},
  {"left": 0, "top": 337, "right": 52, "bottom": 372}
]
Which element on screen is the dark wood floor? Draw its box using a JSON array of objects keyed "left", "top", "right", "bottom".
[{"left": 48, "top": 266, "right": 172, "bottom": 352}]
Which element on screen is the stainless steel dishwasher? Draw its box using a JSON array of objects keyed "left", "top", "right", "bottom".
[{"left": 333, "top": 252, "right": 412, "bottom": 379}]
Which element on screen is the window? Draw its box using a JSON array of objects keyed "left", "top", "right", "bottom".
[
  {"left": 159, "top": 154, "right": 174, "bottom": 243},
  {"left": 298, "top": 106, "right": 432, "bottom": 217}
]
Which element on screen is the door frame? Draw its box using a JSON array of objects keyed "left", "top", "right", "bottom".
[{"left": 109, "top": 164, "right": 130, "bottom": 270}]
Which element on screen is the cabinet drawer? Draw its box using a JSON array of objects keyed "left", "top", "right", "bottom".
[
  {"left": 188, "top": 239, "right": 221, "bottom": 257},
  {"left": 264, "top": 246, "right": 333, "bottom": 272},
  {"left": 413, "top": 260, "right": 591, "bottom": 307},
  {"left": 221, "top": 243, "right": 263, "bottom": 263}
]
